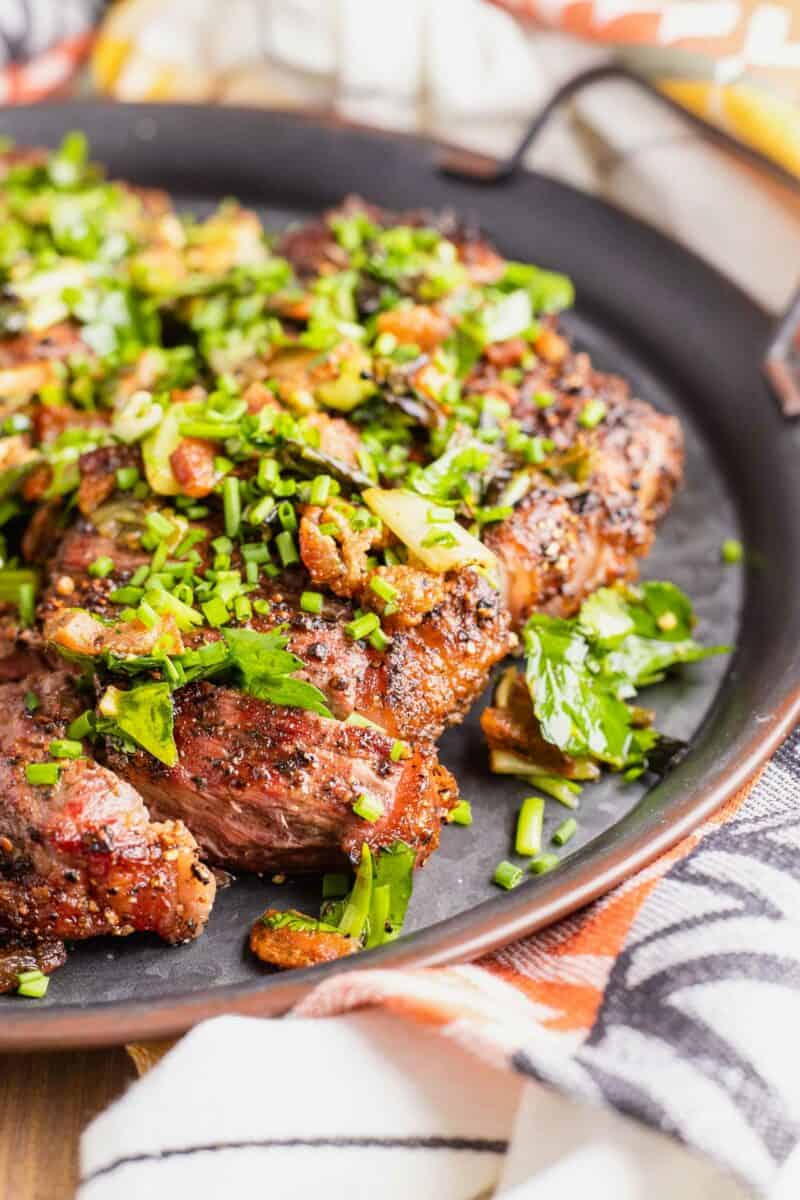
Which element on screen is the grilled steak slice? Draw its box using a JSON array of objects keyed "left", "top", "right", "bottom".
[
  {"left": 107, "top": 682, "right": 458, "bottom": 874},
  {"left": 480, "top": 349, "right": 683, "bottom": 628},
  {"left": 0, "top": 673, "right": 215, "bottom": 945},
  {"left": 42, "top": 516, "right": 514, "bottom": 743}
]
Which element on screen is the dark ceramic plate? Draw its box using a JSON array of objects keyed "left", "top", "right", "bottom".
[{"left": 2, "top": 104, "right": 799, "bottom": 1050}]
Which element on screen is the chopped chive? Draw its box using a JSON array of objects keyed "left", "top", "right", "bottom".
[
  {"left": 319, "top": 521, "right": 339, "bottom": 537},
  {"left": 25, "top": 762, "right": 60, "bottom": 786},
  {"left": 241, "top": 543, "right": 269, "bottom": 563},
  {"left": 212, "top": 536, "right": 233, "bottom": 555},
  {"left": 345, "top": 612, "right": 380, "bottom": 641},
  {"left": 234, "top": 595, "right": 252, "bottom": 622},
  {"left": 322, "top": 872, "right": 350, "bottom": 899},
  {"left": 257, "top": 457, "right": 279, "bottom": 490},
  {"left": 721, "top": 538, "right": 743, "bottom": 564},
  {"left": 66, "top": 710, "right": 94, "bottom": 740},
  {"left": 493, "top": 860, "right": 523, "bottom": 890},
  {"left": 274, "top": 477, "right": 296, "bottom": 498},
  {"left": 515, "top": 796, "right": 545, "bottom": 857},
  {"left": 310, "top": 475, "right": 332, "bottom": 505},
  {"left": 369, "top": 575, "right": 399, "bottom": 603},
  {"left": 136, "top": 599, "right": 158, "bottom": 629},
  {"left": 130, "top": 565, "right": 150, "bottom": 587},
  {"left": 534, "top": 390, "right": 554, "bottom": 409},
  {"left": 529, "top": 774, "right": 581, "bottom": 809},
  {"left": 345, "top": 712, "right": 383, "bottom": 730},
  {"left": 353, "top": 793, "right": 384, "bottom": 822},
  {"left": 369, "top": 627, "right": 391, "bottom": 652},
  {"left": 552, "top": 817, "right": 577, "bottom": 846},
  {"left": 390, "top": 739, "right": 409, "bottom": 762},
  {"left": 223, "top": 476, "right": 241, "bottom": 537},
  {"left": 202, "top": 597, "right": 230, "bottom": 627},
  {"left": 17, "top": 973, "right": 49, "bottom": 999},
  {"left": 275, "top": 530, "right": 299, "bottom": 567},
  {"left": 253, "top": 598, "right": 271, "bottom": 616},
  {"left": 18, "top": 582, "right": 35, "bottom": 627},
  {"left": 448, "top": 800, "right": 472, "bottom": 826},
  {"left": 24, "top": 691, "right": 39, "bottom": 714},
  {"left": 109, "top": 586, "right": 143, "bottom": 605},
  {"left": 300, "top": 590, "right": 323, "bottom": 614},
  {"left": 421, "top": 529, "right": 457, "bottom": 548},
  {"left": 530, "top": 853, "right": 560, "bottom": 875},
  {"left": 426, "top": 505, "right": 456, "bottom": 523},
  {"left": 49, "top": 739, "right": 83, "bottom": 760},
  {"left": 115, "top": 466, "right": 139, "bottom": 491},
  {"left": 577, "top": 399, "right": 607, "bottom": 429},
  {"left": 16, "top": 970, "right": 45, "bottom": 983},
  {"left": 245, "top": 560, "right": 259, "bottom": 584},
  {"left": 145, "top": 510, "right": 174, "bottom": 539},
  {"left": 277, "top": 500, "right": 297, "bottom": 532},
  {"left": 186, "top": 504, "right": 209, "bottom": 519}
]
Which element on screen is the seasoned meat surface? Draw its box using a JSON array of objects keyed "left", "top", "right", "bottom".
[
  {"left": 250, "top": 912, "right": 357, "bottom": 968},
  {"left": 107, "top": 682, "right": 458, "bottom": 873},
  {"left": 0, "top": 674, "right": 215, "bottom": 946},
  {"left": 0, "top": 152, "right": 687, "bottom": 967}
]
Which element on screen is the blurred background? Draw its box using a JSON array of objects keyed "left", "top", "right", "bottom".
[{"left": 1, "top": 0, "right": 798, "bottom": 309}]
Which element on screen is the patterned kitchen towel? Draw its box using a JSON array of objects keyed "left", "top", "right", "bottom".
[
  {"left": 85, "top": 727, "right": 800, "bottom": 1199},
  {"left": 0, "top": 0, "right": 102, "bottom": 103},
  {"left": 494, "top": 0, "right": 800, "bottom": 179}
]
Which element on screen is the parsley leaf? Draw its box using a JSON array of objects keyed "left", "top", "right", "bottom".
[
  {"left": 99, "top": 682, "right": 178, "bottom": 767},
  {"left": 522, "top": 582, "right": 728, "bottom": 771},
  {"left": 222, "top": 626, "right": 333, "bottom": 718}
]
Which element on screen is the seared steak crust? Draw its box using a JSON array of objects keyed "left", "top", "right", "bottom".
[
  {"left": 107, "top": 682, "right": 458, "bottom": 873},
  {"left": 0, "top": 674, "right": 215, "bottom": 947}
]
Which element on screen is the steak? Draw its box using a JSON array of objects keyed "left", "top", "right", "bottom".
[
  {"left": 107, "top": 682, "right": 458, "bottom": 873},
  {"left": 0, "top": 673, "right": 215, "bottom": 953}
]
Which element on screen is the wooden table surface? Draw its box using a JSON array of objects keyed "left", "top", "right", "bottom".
[{"left": 0, "top": 1050, "right": 134, "bottom": 1200}]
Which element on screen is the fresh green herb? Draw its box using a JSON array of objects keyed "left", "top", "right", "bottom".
[
  {"left": 447, "top": 800, "right": 472, "bottom": 826},
  {"left": 88, "top": 556, "right": 115, "bottom": 579},
  {"left": 515, "top": 796, "right": 545, "bottom": 857},
  {"left": 345, "top": 612, "right": 380, "bottom": 641},
  {"left": 98, "top": 682, "right": 178, "bottom": 766},
  {"left": 24, "top": 691, "right": 39, "bottom": 714},
  {"left": 115, "top": 466, "right": 139, "bottom": 491},
  {"left": 369, "top": 575, "right": 399, "bottom": 603},
  {"left": 275, "top": 530, "right": 299, "bottom": 567},
  {"left": 721, "top": 538, "right": 743, "bottom": 564},
  {"left": 390, "top": 739, "right": 409, "bottom": 762},
  {"left": 493, "top": 860, "right": 523, "bottom": 890},
  {"left": 49, "top": 739, "right": 83, "bottom": 760},
  {"left": 25, "top": 762, "right": 60, "bottom": 786},
  {"left": 299, "top": 590, "right": 323, "bottom": 615},
  {"left": 353, "top": 793, "right": 384, "bottom": 822},
  {"left": 577, "top": 399, "right": 607, "bottom": 429},
  {"left": 223, "top": 475, "right": 241, "bottom": 537},
  {"left": 530, "top": 853, "right": 560, "bottom": 875},
  {"left": 222, "top": 626, "right": 332, "bottom": 717},
  {"left": 521, "top": 582, "right": 727, "bottom": 771},
  {"left": 552, "top": 817, "right": 578, "bottom": 846},
  {"left": 16, "top": 970, "right": 49, "bottom": 999}
]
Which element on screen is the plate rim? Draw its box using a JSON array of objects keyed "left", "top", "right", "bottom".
[{"left": 0, "top": 102, "right": 797, "bottom": 1050}]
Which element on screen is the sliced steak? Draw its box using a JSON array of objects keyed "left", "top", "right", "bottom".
[
  {"left": 107, "top": 682, "right": 458, "bottom": 874},
  {"left": 0, "top": 673, "right": 215, "bottom": 946}
]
